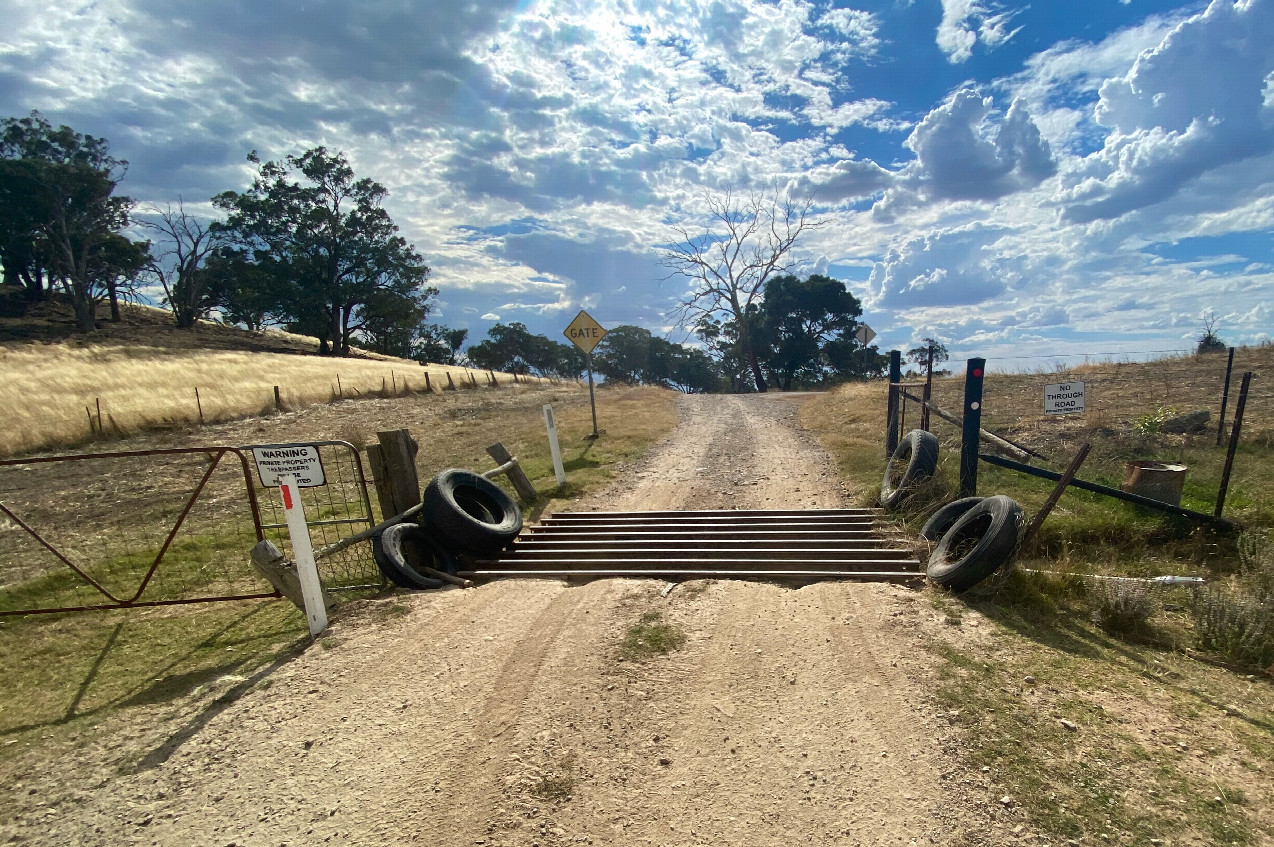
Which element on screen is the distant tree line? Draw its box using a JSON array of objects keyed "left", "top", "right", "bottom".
[
  {"left": 1, "top": 111, "right": 445, "bottom": 358},
  {"left": 464, "top": 271, "right": 888, "bottom": 393},
  {"left": 2, "top": 111, "right": 887, "bottom": 390}
]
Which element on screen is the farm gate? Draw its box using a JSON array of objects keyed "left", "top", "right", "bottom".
[
  {"left": 883, "top": 347, "right": 1270, "bottom": 524},
  {"left": 0, "top": 442, "right": 379, "bottom": 617}
]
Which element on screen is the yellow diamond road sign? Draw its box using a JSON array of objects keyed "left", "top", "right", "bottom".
[{"left": 564, "top": 309, "right": 607, "bottom": 354}]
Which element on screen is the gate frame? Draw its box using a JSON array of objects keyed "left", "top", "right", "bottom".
[
  {"left": 0, "top": 446, "right": 275, "bottom": 616},
  {"left": 883, "top": 353, "right": 1243, "bottom": 528}
]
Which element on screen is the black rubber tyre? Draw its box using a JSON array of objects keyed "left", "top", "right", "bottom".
[
  {"left": 926, "top": 495, "right": 1023, "bottom": 593},
  {"left": 880, "top": 429, "right": 939, "bottom": 509},
  {"left": 919, "top": 497, "right": 986, "bottom": 542},
  {"left": 372, "top": 522, "right": 452, "bottom": 590},
  {"left": 422, "top": 469, "right": 523, "bottom": 554}
]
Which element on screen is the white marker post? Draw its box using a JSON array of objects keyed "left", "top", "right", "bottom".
[
  {"left": 278, "top": 474, "right": 328, "bottom": 636},
  {"left": 543, "top": 404, "right": 568, "bottom": 486}
]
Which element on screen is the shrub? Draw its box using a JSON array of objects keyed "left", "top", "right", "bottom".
[
  {"left": 1190, "top": 533, "right": 1274, "bottom": 669},
  {"left": 1089, "top": 578, "right": 1157, "bottom": 637},
  {"left": 1133, "top": 406, "right": 1177, "bottom": 435}
]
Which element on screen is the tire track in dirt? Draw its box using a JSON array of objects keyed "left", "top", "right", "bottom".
[{"left": 6, "top": 392, "right": 999, "bottom": 847}]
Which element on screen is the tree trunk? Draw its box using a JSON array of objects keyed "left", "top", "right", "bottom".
[
  {"left": 107, "top": 279, "right": 121, "bottom": 321},
  {"left": 72, "top": 291, "right": 96, "bottom": 332},
  {"left": 747, "top": 346, "right": 768, "bottom": 393}
]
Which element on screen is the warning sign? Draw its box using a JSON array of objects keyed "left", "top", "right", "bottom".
[
  {"left": 564, "top": 310, "right": 607, "bottom": 354},
  {"left": 1043, "top": 382, "right": 1086, "bottom": 415},
  {"left": 250, "top": 444, "right": 327, "bottom": 487}
]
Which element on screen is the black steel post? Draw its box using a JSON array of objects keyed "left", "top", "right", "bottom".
[
  {"left": 959, "top": 358, "right": 986, "bottom": 497},
  {"left": 586, "top": 353, "right": 599, "bottom": 438},
  {"left": 1215, "top": 371, "right": 1252, "bottom": 518},
  {"left": 885, "top": 351, "right": 902, "bottom": 457},
  {"left": 1216, "top": 347, "right": 1235, "bottom": 446},
  {"left": 920, "top": 344, "right": 934, "bottom": 432}
]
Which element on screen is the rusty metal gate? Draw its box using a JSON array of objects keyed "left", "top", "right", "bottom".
[
  {"left": 468, "top": 508, "right": 923, "bottom": 582},
  {"left": 0, "top": 442, "right": 380, "bottom": 617}
]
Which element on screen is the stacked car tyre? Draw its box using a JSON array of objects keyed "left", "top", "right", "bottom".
[
  {"left": 925, "top": 494, "right": 1023, "bottom": 592},
  {"left": 372, "top": 521, "right": 457, "bottom": 590},
  {"left": 422, "top": 468, "right": 523, "bottom": 555},
  {"left": 880, "top": 429, "right": 939, "bottom": 509}
]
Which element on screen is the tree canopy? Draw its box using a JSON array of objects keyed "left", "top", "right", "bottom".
[
  {"left": 467, "top": 322, "right": 586, "bottom": 378},
  {"left": 593, "top": 325, "right": 719, "bottom": 393},
  {"left": 0, "top": 111, "right": 148, "bottom": 331},
  {"left": 213, "top": 147, "right": 434, "bottom": 355},
  {"left": 660, "top": 188, "right": 824, "bottom": 392}
]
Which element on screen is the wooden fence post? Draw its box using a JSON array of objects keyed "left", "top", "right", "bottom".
[
  {"left": 367, "top": 429, "right": 421, "bottom": 520},
  {"left": 959, "top": 358, "right": 986, "bottom": 497},
  {"left": 486, "top": 442, "right": 537, "bottom": 502}
]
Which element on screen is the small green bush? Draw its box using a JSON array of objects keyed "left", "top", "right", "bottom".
[
  {"left": 1133, "top": 406, "right": 1177, "bottom": 435},
  {"left": 1089, "top": 578, "right": 1157, "bottom": 637},
  {"left": 1190, "top": 533, "right": 1274, "bottom": 669}
]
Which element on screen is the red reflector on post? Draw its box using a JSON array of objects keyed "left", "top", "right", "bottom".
[
  {"left": 973, "top": 368, "right": 983, "bottom": 377},
  {"left": 281, "top": 484, "right": 293, "bottom": 510}
]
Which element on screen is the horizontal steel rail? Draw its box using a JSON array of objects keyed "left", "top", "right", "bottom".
[{"left": 978, "top": 453, "right": 1235, "bottom": 527}]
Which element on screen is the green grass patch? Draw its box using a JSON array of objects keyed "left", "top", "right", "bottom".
[
  {"left": 0, "top": 599, "right": 307, "bottom": 763},
  {"left": 617, "top": 611, "right": 687, "bottom": 661},
  {"left": 927, "top": 585, "right": 1269, "bottom": 844}
]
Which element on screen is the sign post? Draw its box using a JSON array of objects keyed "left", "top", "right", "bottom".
[
  {"left": 543, "top": 405, "right": 568, "bottom": 486},
  {"left": 564, "top": 310, "right": 607, "bottom": 438},
  {"left": 277, "top": 473, "right": 328, "bottom": 636},
  {"left": 854, "top": 323, "right": 876, "bottom": 379}
]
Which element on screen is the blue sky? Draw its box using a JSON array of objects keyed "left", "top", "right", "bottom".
[{"left": 2, "top": 0, "right": 1272, "bottom": 367}]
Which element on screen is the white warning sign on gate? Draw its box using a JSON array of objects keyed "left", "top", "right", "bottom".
[
  {"left": 1043, "top": 381, "right": 1086, "bottom": 415},
  {"left": 251, "top": 444, "right": 327, "bottom": 487}
]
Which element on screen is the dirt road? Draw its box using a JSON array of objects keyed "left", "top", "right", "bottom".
[{"left": 3, "top": 394, "right": 1011, "bottom": 846}]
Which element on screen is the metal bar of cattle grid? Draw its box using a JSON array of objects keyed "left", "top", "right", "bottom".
[
  {"left": 474, "top": 507, "right": 921, "bottom": 583},
  {"left": 461, "top": 569, "right": 921, "bottom": 581}
]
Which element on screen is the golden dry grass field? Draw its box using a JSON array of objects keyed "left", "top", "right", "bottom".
[{"left": 1, "top": 301, "right": 553, "bottom": 458}]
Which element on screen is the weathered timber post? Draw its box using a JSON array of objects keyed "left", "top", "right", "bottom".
[
  {"left": 959, "top": 358, "right": 986, "bottom": 497},
  {"left": 486, "top": 442, "right": 538, "bottom": 502},
  {"left": 367, "top": 429, "right": 421, "bottom": 520}
]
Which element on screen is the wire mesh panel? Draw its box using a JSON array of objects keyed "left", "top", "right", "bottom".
[
  {"left": 243, "top": 441, "right": 382, "bottom": 592},
  {"left": 0, "top": 448, "right": 275, "bottom": 616}
]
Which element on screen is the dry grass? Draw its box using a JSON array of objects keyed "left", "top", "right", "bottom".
[{"left": 1, "top": 307, "right": 555, "bottom": 459}]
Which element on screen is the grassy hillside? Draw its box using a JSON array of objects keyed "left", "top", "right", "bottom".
[{"left": 1, "top": 298, "right": 554, "bottom": 458}]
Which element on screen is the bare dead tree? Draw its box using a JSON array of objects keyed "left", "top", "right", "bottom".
[
  {"left": 138, "top": 200, "right": 223, "bottom": 328},
  {"left": 660, "top": 188, "right": 824, "bottom": 392}
]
